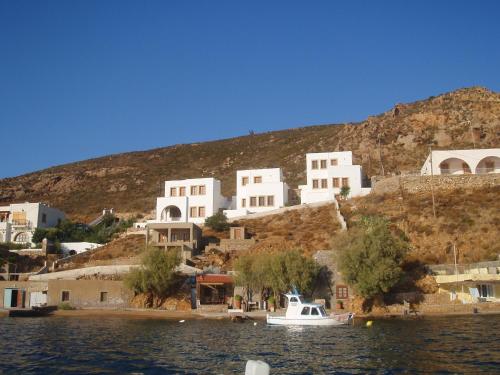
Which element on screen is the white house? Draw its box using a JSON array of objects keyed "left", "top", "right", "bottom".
[
  {"left": 60, "top": 242, "right": 102, "bottom": 256},
  {"left": 421, "top": 148, "right": 500, "bottom": 176},
  {"left": 299, "top": 151, "right": 371, "bottom": 204},
  {"left": 154, "top": 177, "right": 229, "bottom": 225},
  {"left": 0, "top": 202, "right": 66, "bottom": 245},
  {"left": 224, "top": 168, "right": 289, "bottom": 218}
]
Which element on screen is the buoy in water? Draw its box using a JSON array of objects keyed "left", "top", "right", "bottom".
[
  {"left": 254, "top": 322, "right": 257, "bottom": 326},
  {"left": 179, "top": 320, "right": 185, "bottom": 323},
  {"left": 366, "top": 320, "right": 373, "bottom": 327}
]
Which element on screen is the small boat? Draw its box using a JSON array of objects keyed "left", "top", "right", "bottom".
[
  {"left": 266, "top": 293, "right": 354, "bottom": 326},
  {"left": 8, "top": 306, "right": 57, "bottom": 317}
]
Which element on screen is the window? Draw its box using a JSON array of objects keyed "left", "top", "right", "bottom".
[
  {"left": 254, "top": 176, "right": 262, "bottom": 184},
  {"left": 250, "top": 197, "right": 257, "bottom": 207},
  {"left": 258, "top": 196, "right": 265, "bottom": 206},
  {"left": 440, "top": 162, "right": 450, "bottom": 174},
  {"left": 290, "top": 297, "right": 298, "bottom": 303},
  {"left": 336, "top": 285, "right": 348, "bottom": 299},
  {"left": 321, "top": 179, "right": 328, "bottom": 189},
  {"left": 190, "top": 207, "right": 198, "bottom": 218},
  {"left": 241, "top": 198, "right": 246, "bottom": 208},
  {"left": 330, "top": 159, "right": 338, "bottom": 166},
  {"left": 341, "top": 178, "right": 349, "bottom": 187},
  {"left": 61, "top": 291, "right": 70, "bottom": 302},
  {"left": 319, "top": 307, "right": 327, "bottom": 317},
  {"left": 14, "top": 232, "right": 29, "bottom": 243},
  {"left": 312, "top": 179, "right": 319, "bottom": 189},
  {"left": 332, "top": 178, "right": 340, "bottom": 188},
  {"left": 41, "top": 213, "right": 47, "bottom": 224},
  {"left": 485, "top": 161, "right": 494, "bottom": 173},
  {"left": 478, "top": 284, "right": 494, "bottom": 298},
  {"left": 311, "top": 160, "right": 318, "bottom": 169},
  {"left": 311, "top": 308, "right": 319, "bottom": 315},
  {"left": 462, "top": 163, "right": 471, "bottom": 174},
  {"left": 198, "top": 207, "right": 206, "bottom": 217},
  {"left": 242, "top": 177, "right": 249, "bottom": 186},
  {"left": 190, "top": 186, "right": 198, "bottom": 195},
  {"left": 301, "top": 307, "right": 310, "bottom": 315},
  {"left": 320, "top": 160, "right": 327, "bottom": 169},
  {"left": 170, "top": 187, "right": 177, "bottom": 197},
  {"left": 198, "top": 185, "right": 206, "bottom": 195},
  {"left": 100, "top": 292, "right": 108, "bottom": 303},
  {"left": 267, "top": 196, "right": 274, "bottom": 206},
  {"left": 179, "top": 187, "right": 186, "bottom": 196}
]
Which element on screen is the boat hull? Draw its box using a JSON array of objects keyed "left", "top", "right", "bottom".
[{"left": 266, "top": 314, "right": 351, "bottom": 326}]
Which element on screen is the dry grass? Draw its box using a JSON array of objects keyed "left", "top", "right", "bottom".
[
  {"left": 235, "top": 204, "right": 342, "bottom": 256},
  {"left": 340, "top": 185, "right": 500, "bottom": 264}
]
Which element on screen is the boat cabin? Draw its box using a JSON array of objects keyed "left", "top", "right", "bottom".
[{"left": 284, "top": 293, "right": 328, "bottom": 319}]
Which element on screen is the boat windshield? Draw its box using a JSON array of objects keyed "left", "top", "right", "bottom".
[
  {"left": 298, "top": 296, "right": 305, "bottom": 303},
  {"left": 319, "top": 306, "right": 327, "bottom": 317}
]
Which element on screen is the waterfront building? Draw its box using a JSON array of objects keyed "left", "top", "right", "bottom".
[
  {"left": 420, "top": 148, "right": 500, "bottom": 175},
  {"left": 0, "top": 202, "right": 66, "bottom": 246},
  {"left": 299, "top": 151, "right": 371, "bottom": 204}
]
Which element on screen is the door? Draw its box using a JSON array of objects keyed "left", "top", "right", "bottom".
[{"left": 3, "top": 288, "right": 12, "bottom": 308}]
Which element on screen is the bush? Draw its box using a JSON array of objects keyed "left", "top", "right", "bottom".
[
  {"left": 234, "top": 294, "right": 243, "bottom": 302},
  {"left": 204, "top": 211, "right": 229, "bottom": 232},
  {"left": 340, "top": 186, "right": 351, "bottom": 200},
  {"left": 58, "top": 302, "right": 75, "bottom": 310},
  {"left": 337, "top": 216, "right": 409, "bottom": 299},
  {"left": 124, "top": 247, "right": 181, "bottom": 297}
]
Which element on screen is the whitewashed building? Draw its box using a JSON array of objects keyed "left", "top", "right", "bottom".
[
  {"left": 224, "top": 168, "right": 289, "bottom": 218},
  {"left": 155, "top": 178, "right": 229, "bottom": 225},
  {"left": 0, "top": 202, "right": 66, "bottom": 245},
  {"left": 299, "top": 151, "right": 371, "bottom": 204},
  {"left": 421, "top": 148, "right": 500, "bottom": 175}
]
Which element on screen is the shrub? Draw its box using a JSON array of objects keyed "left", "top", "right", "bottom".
[
  {"left": 58, "top": 302, "right": 75, "bottom": 310},
  {"left": 337, "top": 216, "right": 409, "bottom": 299},
  {"left": 204, "top": 211, "right": 229, "bottom": 232},
  {"left": 340, "top": 186, "right": 351, "bottom": 200},
  {"left": 124, "top": 247, "right": 181, "bottom": 297},
  {"left": 234, "top": 294, "right": 243, "bottom": 302}
]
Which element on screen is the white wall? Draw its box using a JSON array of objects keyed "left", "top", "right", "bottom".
[
  {"left": 60, "top": 242, "right": 102, "bottom": 256},
  {"left": 300, "top": 152, "right": 369, "bottom": 203},
  {"left": 155, "top": 178, "right": 228, "bottom": 224},
  {"left": 421, "top": 149, "right": 500, "bottom": 175},
  {"left": 231, "top": 168, "right": 288, "bottom": 214}
]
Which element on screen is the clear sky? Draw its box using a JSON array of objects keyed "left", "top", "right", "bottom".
[{"left": 1, "top": 1, "right": 499, "bottom": 178}]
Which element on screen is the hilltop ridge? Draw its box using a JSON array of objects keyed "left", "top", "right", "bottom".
[{"left": 0, "top": 86, "right": 499, "bottom": 221}]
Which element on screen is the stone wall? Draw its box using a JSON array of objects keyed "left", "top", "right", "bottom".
[{"left": 372, "top": 173, "right": 499, "bottom": 195}]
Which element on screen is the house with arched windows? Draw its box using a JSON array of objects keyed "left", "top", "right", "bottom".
[
  {"left": 0, "top": 202, "right": 66, "bottom": 246},
  {"left": 420, "top": 148, "right": 500, "bottom": 176}
]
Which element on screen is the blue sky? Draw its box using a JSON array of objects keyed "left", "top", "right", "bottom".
[{"left": 1, "top": 1, "right": 499, "bottom": 178}]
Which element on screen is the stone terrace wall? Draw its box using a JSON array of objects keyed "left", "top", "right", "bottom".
[{"left": 372, "top": 173, "right": 499, "bottom": 195}]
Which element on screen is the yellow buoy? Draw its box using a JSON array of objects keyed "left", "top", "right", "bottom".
[{"left": 366, "top": 320, "right": 373, "bottom": 327}]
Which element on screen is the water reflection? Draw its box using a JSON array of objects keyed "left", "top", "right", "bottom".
[{"left": 0, "top": 315, "right": 499, "bottom": 374}]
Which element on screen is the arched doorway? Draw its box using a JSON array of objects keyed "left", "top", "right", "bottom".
[
  {"left": 475, "top": 156, "right": 500, "bottom": 174},
  {"left": 160, "top": 205, "right": 182, "bottom": 222},
  {"left": 439, "top": 158, "right": 471, "bottom": 175},
  {"left": 14, "top": 232, "right": 30, "bottom": 243}
]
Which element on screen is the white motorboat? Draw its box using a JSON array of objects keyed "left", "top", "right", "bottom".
[{"left": 266, "top": 293, "right": 354, "bottom": 326}]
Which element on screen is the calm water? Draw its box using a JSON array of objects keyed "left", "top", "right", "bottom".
[{"left": 0, "top": 315, "right": 499, "bottom": 374}]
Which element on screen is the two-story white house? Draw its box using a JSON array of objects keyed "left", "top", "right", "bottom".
[
  {"left": 299, "top": 151, "right": 371, "bottom": 204},
  {"left": 154, "top": 178, "right": 229, "bottom": 225},
  {"left": 0, "top": 202, "right": 66, "bottom": 246},
  {"left": 420, "top": 148, "right": 500, "bottom": 175},
  {"left": 224, "top": 168, "right": 289, "bottom": 218}
]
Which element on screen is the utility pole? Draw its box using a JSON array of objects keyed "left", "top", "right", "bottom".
[
  {"left": 429, "top": 145, "right": 437, "bottom": 218},
  {"left": 378, "top": 133, "right": 385, "bottom": 176},
  {"left": 468, "top": 120, "right": 476, "bottom": 149}
]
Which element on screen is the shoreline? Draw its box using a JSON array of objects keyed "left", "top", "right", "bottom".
[{"left": 3, "top": 307, "right": 500, "bottom": 320}]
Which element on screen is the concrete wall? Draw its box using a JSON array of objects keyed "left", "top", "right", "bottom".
[
  {"left": 47, "top": 280, "right": 133, "bottom": 308},
  {"left": 372, "top": 173, "right": 499, "bottom": 195}
]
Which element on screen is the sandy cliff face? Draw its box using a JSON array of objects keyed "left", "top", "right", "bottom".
[{"left": 0, "top": 87, "right": 498, "bottom": 221}]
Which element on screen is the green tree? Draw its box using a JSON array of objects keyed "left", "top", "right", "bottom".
[
  {"left": 204, "top": 211, "right": 229, "bottom": 232},
  {"left": 124, "top": 247, "right": 181, "bottom": 297},
  {"left": 337, "top": 216, "right": 409, "bottom": 298},
  {"left": 340, "top": 186, "right": 351, "bottom": 200}
]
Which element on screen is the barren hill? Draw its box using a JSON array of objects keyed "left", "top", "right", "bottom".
[{"left": 1, "top": 86, "right": 499, "bottom": 221}]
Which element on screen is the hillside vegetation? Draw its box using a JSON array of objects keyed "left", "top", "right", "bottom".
[
  {"left": 340, "top": 185, "right": 500, "bottom": 264},
  {"left": 0, "top": 87, "right": 498, "bottom": 221}
]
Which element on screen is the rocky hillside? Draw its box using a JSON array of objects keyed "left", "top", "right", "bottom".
[{"left": 1, "top": 87, "right": 499, "bottom": 221}]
